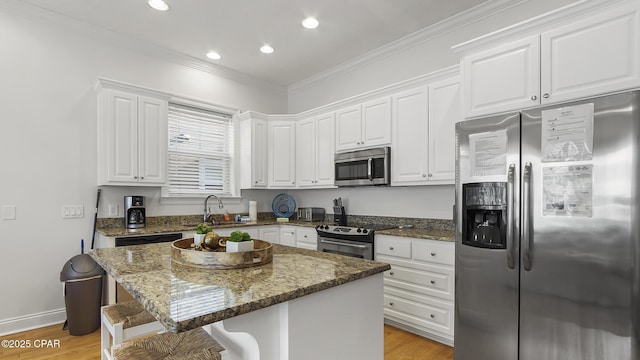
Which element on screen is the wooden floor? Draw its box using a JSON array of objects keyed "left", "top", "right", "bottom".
[{"left": 0, "top": 323, "right": 453, "bottom": 360}]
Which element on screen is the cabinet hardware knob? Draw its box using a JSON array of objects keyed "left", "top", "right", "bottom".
[
  {"left": 431, "top": 252, "right": 436, "bottom": 256},
  {"left": 430, "top": 280, "right": 435, "bottom": 284},
  {"left": 389, "top": 302, "right": 394, "bottom": 306},
  {"left": 292, "top": 181, "right": 295, "bottom": 184},
  {"left": 531, "top": 95, "right": 537, "bottom": 101},
  {"left": 255, "top": 181, "right": 258, "bottom": 184},
  {"left": 133, "top": 176, "right": 138, "bottom": 179},
  {"left": 430, "top": 314, "right": 435, "bottom": 319},
  {"left": 389, "top": 271, "right": 394, "bottom": 276},
  {"left": 389, "top": 246, "right": 394, "bottom": 250},
  {"left": 543, "top": 93, "right": 550, "bottom": 99},
  {"left": 422, "top": 174, "right": 427, "bottom": 177},
  {"left": 140, "top": 177, "right": 144, "bottom": 179},
  {"left": 428, "top": 174, "right": 432, "bottom": 177}
]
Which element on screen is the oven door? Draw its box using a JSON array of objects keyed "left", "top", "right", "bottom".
[{"left": 318, "top": 237, "right": 373, "bottom": 260}]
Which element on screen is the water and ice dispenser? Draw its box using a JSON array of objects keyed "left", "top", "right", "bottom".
[{"left": 462, "top": 183, "right": 507, "bottom": 249}]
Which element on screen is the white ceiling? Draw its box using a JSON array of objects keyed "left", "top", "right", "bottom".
[{"left": 20, "top": 0, "right": 488, "bottom": 87}]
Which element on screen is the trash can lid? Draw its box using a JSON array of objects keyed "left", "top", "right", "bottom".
[{"left": 60, "top": 254, "right": 105, "bottom": 281}]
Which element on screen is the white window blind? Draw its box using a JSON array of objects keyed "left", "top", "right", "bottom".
[{"left": 167, "top": 103, "right": 234, "bottom": 196}]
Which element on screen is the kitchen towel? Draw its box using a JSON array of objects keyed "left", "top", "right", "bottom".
[{"left": 249, "top": 201, "right": 257, "bottom": 221}]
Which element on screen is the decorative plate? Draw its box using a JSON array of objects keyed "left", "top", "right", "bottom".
[{"left": 272, "top": 193, "right": 296, "bottom": 218}]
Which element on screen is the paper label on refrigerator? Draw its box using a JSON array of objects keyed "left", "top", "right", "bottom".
[
  {"left": 542, "top": 165, "right": 592, "bottom": 217},
  {"left": 469, "top": 130, "right": 507, "bottom": 177},
  {"left": 541, "top": 103, "right": 594, "bottom": 162}
]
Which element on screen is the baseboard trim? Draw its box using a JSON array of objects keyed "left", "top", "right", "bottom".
[{"left": 0, "top": 308, "right": 67, "bottom": 336}]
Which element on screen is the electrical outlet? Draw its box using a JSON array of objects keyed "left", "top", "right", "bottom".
[
  {"left": 2, "top": 205, "right": 16, "bottom": 220},
  {"left": 109, "top": 204, "right": 119, "bottom": 217},
  {"left": 62, "top": 205, "right": 84, "bottom": 219}
]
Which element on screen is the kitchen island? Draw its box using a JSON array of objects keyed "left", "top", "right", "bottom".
[{"left": 90, "top": 242, "right": 390, "bottom": 360}]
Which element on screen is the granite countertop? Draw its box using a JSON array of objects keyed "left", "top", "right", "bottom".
[
  {"left": 376, "top": 227, "right": 455, "bottom": 242},
  {"left": 90, "top": 242, "right": 390, "bottom": 333},
  {"left": 98, "top": 220, "right": 320, "bottom": 237}
]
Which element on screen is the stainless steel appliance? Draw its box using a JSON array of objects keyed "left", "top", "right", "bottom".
[
  {"left": 455, "top": 91, "right": 639, "bottom": 359},
  {"left": 316, "top": 225, "right": 378, "bottom": 259},
  {"left": 114, "top": 232, "right": 182, "bottom": 302},
  {"left": 334, "top": 146, "right": 390, "bottom": 186},
  {"left": 124, "top": 195, "right": 145, "bottom": 229},
  {"left": 296, "top": 207, "right": 325, "bottom": 222}
]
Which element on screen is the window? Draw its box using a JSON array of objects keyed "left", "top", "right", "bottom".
[{"left": 166, "top": 103, "right": 234, "bottom": 196}]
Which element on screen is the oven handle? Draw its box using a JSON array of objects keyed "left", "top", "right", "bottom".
[{"left": 319, "top": 239, "right": 368, "bottom": 249}]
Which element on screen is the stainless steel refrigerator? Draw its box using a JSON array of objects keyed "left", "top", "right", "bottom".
[{"left": 455, "top": 90, "right": 640, "bottom": 359}]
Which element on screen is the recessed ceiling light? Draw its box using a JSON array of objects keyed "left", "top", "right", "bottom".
[
  {"left": 206, "top": 51, "right": 221, "bottom": 60},
  {"left": 302, "top": 17, "right": 319, "bottom": 29},
  {"left": 148, "top": 0, "right": 170, "bottom": 11},
  {"left": 260, "top": 45, "right": 274, "bottom": 54}
]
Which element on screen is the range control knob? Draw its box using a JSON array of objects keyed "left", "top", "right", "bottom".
[
  {"left": 362, "top": 229, "right": 369, "bottom": 234},
  {"left": 356, "top": 228, "right": 362, "bottom": 233}
]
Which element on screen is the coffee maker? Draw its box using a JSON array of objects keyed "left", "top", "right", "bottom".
[
  {"left": 124, "top": 196, "right": 146, "bottom": 229},
  {"left": 461, "top": 183, "right": 507, "bottom": 248}
]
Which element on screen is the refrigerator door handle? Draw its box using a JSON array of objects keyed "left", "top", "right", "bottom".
[
  {"left": 522, "top": 162, "right": 533, "bottom": 271},
  {"left": 506, "top": 163, "right": 516, "bottom": 269}
]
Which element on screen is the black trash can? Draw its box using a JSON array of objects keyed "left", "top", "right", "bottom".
[{"left": 60, "top": 254, "right": 105, "bottom": 336}]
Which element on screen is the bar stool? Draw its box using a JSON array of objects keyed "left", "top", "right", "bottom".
[
  {"left": 100, "top": 301, "right": 165, "bottom": 360},
  {"left": 112, "top": 327, "right": 226, "bottom": 360}
]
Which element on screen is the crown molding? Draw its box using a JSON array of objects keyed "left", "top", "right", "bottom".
[
  {"left": 451, "top": 0, "right": 633, "bottom": 55},
  {"left": 0, "top": 0, "right": 286, "bottom": 95},
  {"left": 287, "top": 0, "right": 527, "bottom": 93}
]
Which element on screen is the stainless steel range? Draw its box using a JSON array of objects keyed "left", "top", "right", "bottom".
[{"left": 316, "top": 224, "right": 388, "bottom": 260}]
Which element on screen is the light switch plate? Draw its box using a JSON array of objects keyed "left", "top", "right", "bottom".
[
  {"left": 62, "top": 205, "right": 84, "bottom": 219},
  {"left": 2, "top": 205, "right": 16, "bottom": 220},
  {"left": 109, "top": 204, "right": 119, "bottom": 217}
]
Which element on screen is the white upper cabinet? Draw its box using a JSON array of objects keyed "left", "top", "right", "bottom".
[
  {"left": 238, "top": 112, "right": 268, "bottom": 189},
  {"left": 428, "top": 77, "right": 460, "bottom": 182},
  {"left": 296, "top": 112, "right": 335, "bottom": 188},
  {"left": 461, "top": 2, "right": 640, "bottom": 118},
  {"left": 392, "top": 86, "right": 429, "bottom": 185},
  {"left": 268, "top": 119, "right": 296, "bottom": 188},
  {"left": 462, "top": 36, "right": 540, "bottom": 118},
  {"left": 540, "top": 3, "right": 640, "bottom": 104},
  {"left": 391, "top": 76, "right": 460, "bottom": 186},
  {"left": 98, "top": 87, "right": 168, "bottom": 186},
  {"left": 336, "top": 97, "right": 391, "bottom": 152}
]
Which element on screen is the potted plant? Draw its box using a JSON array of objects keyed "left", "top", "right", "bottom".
[
  {"left": 194, "top": 223, "right": 212, "bottom": 246},
  {"left": 226, "top": 230, "right": 253, "bottom": 252}
]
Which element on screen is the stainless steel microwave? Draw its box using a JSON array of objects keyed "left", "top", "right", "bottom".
[{"left": 334, "top": 147, "right": 390, "bottom": 186}]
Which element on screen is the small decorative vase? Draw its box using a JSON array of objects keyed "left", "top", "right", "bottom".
[
  {"left": 226, "top": 240, "right": 254, "bottom": 252},
  {"left": 193, "top": 233, "right": 206, "bottom": 246}
]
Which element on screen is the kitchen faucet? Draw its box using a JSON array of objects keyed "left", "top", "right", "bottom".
[{"left": 204, "top": 194, "right": 224, "bottom": 224}]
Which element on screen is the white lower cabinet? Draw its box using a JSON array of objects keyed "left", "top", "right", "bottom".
[
  {"left": 375, "top": 235, "right": 455, "bottom": 346},
  {"left": 259, "top": 226, "right": 280, "bottom": 244},
  {"left": 279, "top": 226, "right": 297, "bottom": 247},
  {"left": 295, "top": 227, "right": 318, "bottom": 250}
]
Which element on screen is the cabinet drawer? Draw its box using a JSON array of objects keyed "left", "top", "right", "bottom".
[
  {"left": 413, "top": 240, "right": 454, "bottom": 266},
  {"left": 296, "top": 227, "right": 317, "bottom": 245},
  {"left": 384, "top": 294, "right": 453, "bottom": 334},
  {"left": 376, "top": 236, "right": 411, "bottom": 258},
  {"left": 385, "top": 264, "right": 453, "bottom": 300}
]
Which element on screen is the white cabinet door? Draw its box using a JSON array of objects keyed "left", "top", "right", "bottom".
[
  {"left": 296, "top": 227, "right": 318, "bottom": 250},
  {"left": 239, "top": 115, "right": 267, "bottom": 188},
  {"left": 335, "top": 105, "right": 362, "bottom": 152},
  {"left": 462, "top": 35, "right": 540, "bottom": 118},
  {"left": 391, "top": 86, "right": 429, "bottom": 185},
  {"left": 137, "top": 96, "right": 167, "bottom": 184},
  {"left": 259, "top": 227, "right": 280, "bottom": 244},
  {"left": 361, "top": 97, "right": 392, "bottom": 148},
  {"left": 99, "top": 89, "right": 167, "bottom": 185},
  {"left": 296, "top": 117, "right": 316, "bottom": 187},
  {"left": 280, "top": 226, "right": 297, "bottom": 247},
  {"left": 315, "top": 112, "right": 335, "bottom": 186},
  {"left": 268, "top": 121, "right": 296, "bottom": 187},
  {"left": 106, "top": 89, "right": 138, "bottom": 183},
  {"left": 428, "top": 77, "right": 460, "bottom": 182},
  {"left": 541, "top": 3, "right": 640, "bottom": 104},
  {"left": 296, "top": 113, "right": 335, "bottom": 188}
]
